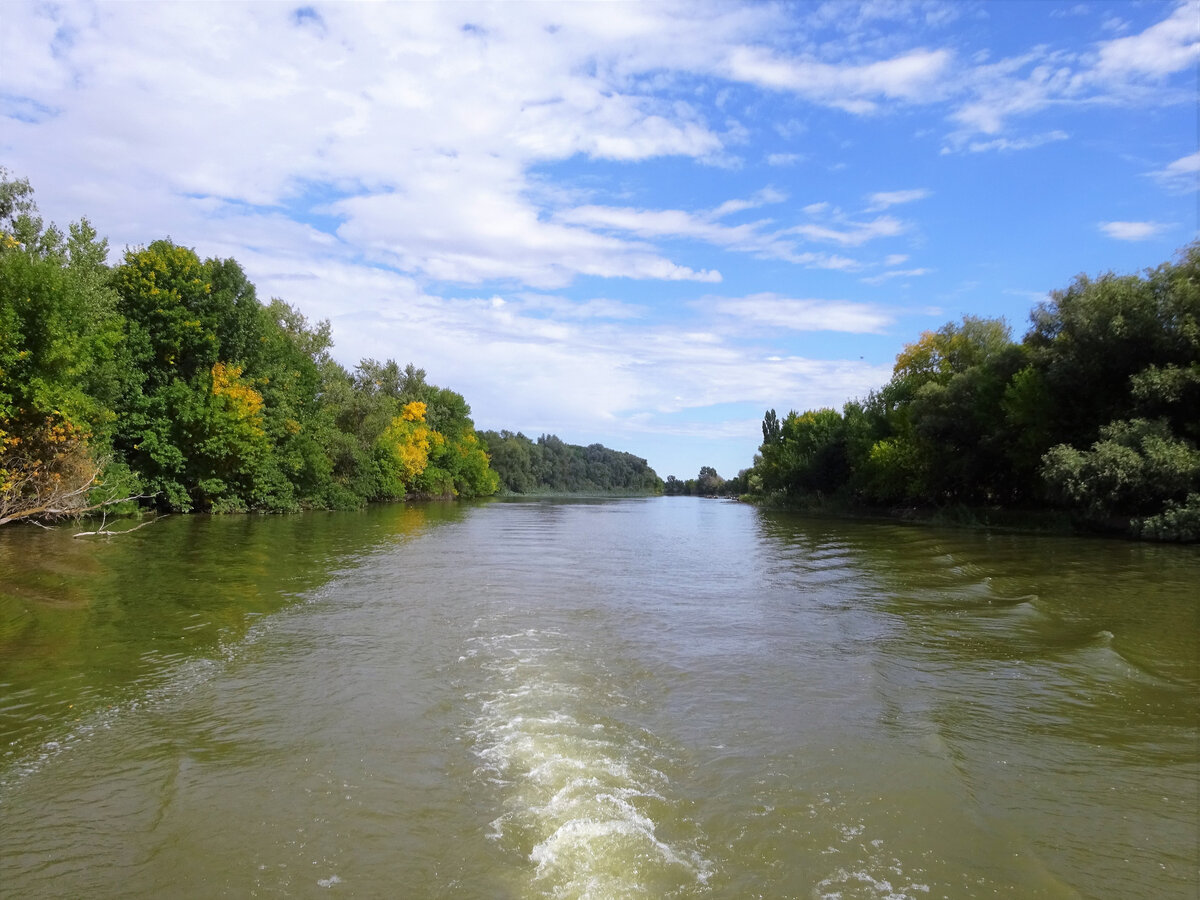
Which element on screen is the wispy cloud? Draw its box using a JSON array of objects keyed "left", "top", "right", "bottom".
[
  {"left": 954, "top": 131, "right": 1069, "bottom": 154},
  {"left": 711, "top": 294, "right": 894, "bottom": 333},
  {"left": 1093, "top": 1, "right": 1200, "bottom": 80},
  {"left": 1149, "top": 150, "right": 1200, "bottom": 192},
  {"left": 560, "top": 189, "right": 901, "bottom": 265},
  {"left": 786, "top": 216, "right": 907, "bottom": 247},
  {"left": 943, "top": 2, "right": 1199, "bottom": 149},
  {"left": 723, "top": 46, "right": 953, "bottom": 113},
  {"left": 861, "top": 267, "right": 933, "bottom": 285},
  {"left": 1098, "top": 220, "right": 1171, "bottom": 241},
  {"left": 766, "top": 152, "right": 804, "bottom": 166},
  {"left": 865, "top": 189, "right": 931, "bottom": 211}
]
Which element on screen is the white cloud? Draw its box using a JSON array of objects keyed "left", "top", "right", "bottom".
[
  {"left": 334, "top": 178, "right": 721, "bottom": 287},
  {"left": 1098, "top": 220, "right": 1171, "bottom": 241},
  {"left": 559, "top": 190, "right": 897, "bottom": 266},
  {"left": 786, "top": 215, "right": 907, "bottom": 246},
  {"left": 767, "top": 152, "right": 805, "bottom": 166},
  {"left": 949, "top": 55, "right": 1077, "bottom": 137},
  {"left": 4, "top": 1, "right": 761, "bottom": 291},
  {"left": 957, "top": 130, "right": 1069, "bottom": 154},
  {"left": 861, "top": 267, "right": 933, "bottom": 285},
  {"left": 1101, "top": 16, "right": 1131, "bottom": 35},
  {"left": 512, "top": 294, "right": 647, "bottom": 320},
  {"left": 712, "top": 294, "right": 894, "bottom": 333},
  {"left": 1149, "top": 150, "right": 1200, "bottom": 192},
  {"left": 942, "top": 3, "right": 1198, "bottom": 146},
  {"left": 865, "top": 188, "right": 931, "bottom": 211},
  {"left": 723, "top": 46, "right": 953, "bottom": 112},
  {"left": 1094, "top": 1, "right": 1200, "bottom": 80}
]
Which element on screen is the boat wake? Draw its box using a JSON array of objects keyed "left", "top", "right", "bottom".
[{"left": 462, "top": 626, "right": 710, "bottom": 899}]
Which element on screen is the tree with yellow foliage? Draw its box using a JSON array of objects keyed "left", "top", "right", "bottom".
[{"left": 373, "top": 401, "right": 432, "bottom": 499}]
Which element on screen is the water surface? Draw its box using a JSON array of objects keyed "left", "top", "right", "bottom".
[{"left": 1, "top": 499, "right": 1196, "bottom": 898}]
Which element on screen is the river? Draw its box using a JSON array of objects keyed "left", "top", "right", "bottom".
[{"left": 1, "top": 498, "right": 1196, "bottom": 898}]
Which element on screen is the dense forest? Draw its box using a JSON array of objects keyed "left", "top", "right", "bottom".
[
  {"left": 479, "top": 430, "right": 662, "bottom": 495},
  {"left": 735, "top": 243, "right": 1200, "bottom": 541},
  {"left": 0, "top": 170, "right": 499, "bottom": 523}
]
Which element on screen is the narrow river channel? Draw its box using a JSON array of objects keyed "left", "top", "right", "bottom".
[{"left": 1, "top": 499, "right": 1197, "bottom": 898}]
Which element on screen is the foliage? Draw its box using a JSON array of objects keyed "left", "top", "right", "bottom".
[
  {"left": 1041, "top": 419, "right": 1200, "bottom": 519},
  {"left": 663, "top": 466, "right": 750, "bottom": 497},
  {"left": 743, "top": 242, "right": 1200, "bottom": 540},
  {"left": 374, "top": 401, "right": 432, "bottom": 498},
  {"left": 758, "top": 408, "right": 848, "bottom": 497},
  {"left": 1134, "top": 493, "right": 1200, "bottom": 542},
  {"left": 0, "top": 172, "right": 133, "bottom": 522},
  {"left": 480, "top": 430, "right": 661, "bottom": 495},
  {"left": 0, "top": 170, "right": 499, "bottom": 524}
]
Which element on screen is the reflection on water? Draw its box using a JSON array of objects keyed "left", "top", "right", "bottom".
[
  {"left": 0, "top": 499, "right": 1196, "bottom": 898},
  {"left": 0, "top": 505, "right": 446, "bottom": 764}
]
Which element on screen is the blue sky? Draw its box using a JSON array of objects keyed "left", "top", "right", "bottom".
[{"left": 3, "top": 0, "right": 1196, "bottom": 480}]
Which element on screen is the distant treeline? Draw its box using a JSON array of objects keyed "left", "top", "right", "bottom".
[
  {"left": 479, "top": 430, "right": 662, "bottom": 495},
  {"left": 734, "top": 243, "right": 1200, "bottom": 541},
  {"left": 1, "top": 170, "right": 501, "bottom": 522},
  {"left": 662, "top": 466, "right": 733, "bottom": 496}
]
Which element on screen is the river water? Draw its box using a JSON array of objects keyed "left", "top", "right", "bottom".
[{"left": 1, "top": 498, "right": 1196, "bottom": 898}]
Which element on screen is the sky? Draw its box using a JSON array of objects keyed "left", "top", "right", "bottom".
[{"left": 2, "top": 0, "right": 1197, "bottom": 481}]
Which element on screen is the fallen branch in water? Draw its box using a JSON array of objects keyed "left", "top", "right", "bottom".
[
  {"left": 1, "top": 433, "right": 158, "bottom": 528},
  {"left": 73, "top": 512, "right": 167, "bottom": 538}
]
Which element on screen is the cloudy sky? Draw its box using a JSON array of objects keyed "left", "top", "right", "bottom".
[{"left": 3, "top": 1, "right": 1197, "bottom": 479}]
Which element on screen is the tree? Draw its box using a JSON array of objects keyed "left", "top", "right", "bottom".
[
  {"left": 1042, "top": 418, "right": 1200, "bottom": 520},
  {"left": 1027, "top": 245, "right": 1200, "bottom": 447},
  {"left": 0, "top": 172, "right": 134, "bottom": 524},
  {"left": 697, "top": 466, "right": 724, "bottom": 495},
  {"left": 756, "top": 408, "right": 849, "bottom": 498},
  {"left": 374, "top": 401, "right": 432, "bottom": 498},
  {"left": 112, "top": 241, "right": 295, "bottom": 510},
  {"left": 1, "top": 171, "right": 502, "bottom": 519},
  {"left": 479, "top": 430, "right": 659, "bottom": 494}
]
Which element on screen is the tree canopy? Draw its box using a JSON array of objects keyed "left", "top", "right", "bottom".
[
  {"left": 741, "top": 242, "right": 1200, "bottom": 541},
  {"left": 479, "top": 430, "right": 662, "bottom": 495},
  {"left": 0, "top": 171, "right": 500, "bottom": 522}
]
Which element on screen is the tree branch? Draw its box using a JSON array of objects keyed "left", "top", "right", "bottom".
[{"left": 74, "top": 514, "right": 168, "bottom": 538}]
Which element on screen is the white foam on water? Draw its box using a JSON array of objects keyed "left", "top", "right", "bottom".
[
  {"left": 809, "top": 798, "right": 935, "bottom": 900},
  {"left": 464, "top": 626, "right": 710, "bottom": 898}
]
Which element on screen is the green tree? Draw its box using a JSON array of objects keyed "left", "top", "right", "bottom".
[
  {"left": 0, "top": 173, "right": 132, "bottom": 522},
  {"left": 112, "top": 241, "right": 281, "bottom": 510},
  {"left": 1027, "top": 245, "right": 1200, "bottom": 447},
  {"left": 1042, "top": 418, "right": 1200, "bottom": 520},
  {"left": 696, "top": 465, "right": 724, "bottom": 495}
]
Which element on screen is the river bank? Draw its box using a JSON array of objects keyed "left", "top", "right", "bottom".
[{"left": 733, "top": 493, "right": 1199, "bottom": 542}]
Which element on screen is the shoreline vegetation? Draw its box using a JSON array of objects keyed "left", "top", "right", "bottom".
[
  {"left": 0, "top": 169, "right": 662, "bottom": 528},
  {"left": 3, "top": 169, "right": 1197, "bottom": 541},
  {"left": 665, "top": 242, "right": 1200, "bottom": 543}
]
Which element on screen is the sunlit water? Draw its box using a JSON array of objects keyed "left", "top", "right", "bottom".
[{"left": 1, "top": 499, "right": 1196, "bottom": 898}]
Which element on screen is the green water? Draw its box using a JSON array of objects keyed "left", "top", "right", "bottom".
[{"left": 1, "top": 499, "right": 1196, "bottom": 898}]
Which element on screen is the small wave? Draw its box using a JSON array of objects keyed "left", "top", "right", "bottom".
[{"left": 0, "top": 596, "right": 304, "bottom": 788}]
